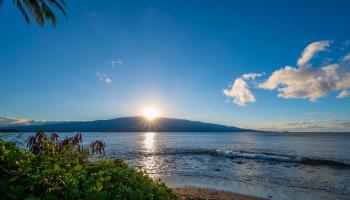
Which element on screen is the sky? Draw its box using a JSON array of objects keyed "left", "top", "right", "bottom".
[{"left": 0, "top": 0, "right": 350, "bottom": 131}]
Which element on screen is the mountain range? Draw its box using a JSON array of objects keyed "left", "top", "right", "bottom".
[{"left": 0, "top": 117, "right": 255, "bottom": 132}]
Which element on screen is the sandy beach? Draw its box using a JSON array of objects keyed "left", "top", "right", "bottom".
[{"left": 173, "top": 187, "right": 266, "bottom": 200}]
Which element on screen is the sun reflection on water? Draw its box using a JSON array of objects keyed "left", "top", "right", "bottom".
[
  {"left": 143, "top": 132, "right": 156, "bottom": 152},
  {"left": 142, "top": 132, "right": 161, "bottom": 174}
]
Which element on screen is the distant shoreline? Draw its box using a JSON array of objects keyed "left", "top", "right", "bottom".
[
  {"left": 0, "top": 130, "right": 263, "bottom": 133},
  {"left": 1, "top": 130, "right": 350, "bottom": 133}
]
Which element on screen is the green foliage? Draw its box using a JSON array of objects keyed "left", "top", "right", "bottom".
[{"left": 0, "top": 133, "right": 178, "bottom": 200}]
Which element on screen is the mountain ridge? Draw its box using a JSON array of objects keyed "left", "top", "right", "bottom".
[{"left": 0, "top": 116, "right": 257, "bottom": 132}]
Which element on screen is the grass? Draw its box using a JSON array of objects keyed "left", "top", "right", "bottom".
[{"left": 0, "top": 132, "right": 179, "bottom": 200}]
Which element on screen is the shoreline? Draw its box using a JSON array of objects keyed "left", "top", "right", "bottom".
[{"left": 173, "top": 187, "right": 267, "bottom": 200}]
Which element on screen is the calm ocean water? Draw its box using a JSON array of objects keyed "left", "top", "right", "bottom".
[{"left": 2, "top": 132, "right": 350, "bottom": 200}]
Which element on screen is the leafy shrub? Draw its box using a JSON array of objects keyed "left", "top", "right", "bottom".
[{"left": 0, "top": 132, "right": 178, "bottom": 200}]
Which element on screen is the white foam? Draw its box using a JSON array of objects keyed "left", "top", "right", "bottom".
[{"left": 216, "top": 150, "right": 302, "bottom": 163}]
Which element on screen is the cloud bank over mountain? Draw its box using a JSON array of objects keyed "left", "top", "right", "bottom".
[
  {"left": 0, "top": 117, "right": 45, "bottom": 127},
  {"left": 258, "top": 119, "right": 350, "bottom": 132}
]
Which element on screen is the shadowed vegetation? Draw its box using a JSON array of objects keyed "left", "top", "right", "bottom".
[
  {"left": 0, "top": 132, "right": 178, "bottom": 199},
  {"left": 90, "top": 139, "right": 106, "bottom": 155}
]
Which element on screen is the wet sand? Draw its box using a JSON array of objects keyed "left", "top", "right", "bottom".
[{"left": 173, "top": 187, "right": 267, "bottom": 200}]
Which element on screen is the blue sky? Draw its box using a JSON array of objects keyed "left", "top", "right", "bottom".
[{"left": 0, "top": 0, "right": 350, "bottom": 131}]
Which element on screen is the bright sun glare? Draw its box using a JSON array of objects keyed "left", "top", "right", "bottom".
[{"left": 142, "top": 107, "right": 159, "bottom": 121}]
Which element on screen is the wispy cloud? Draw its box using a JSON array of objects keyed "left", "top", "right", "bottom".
[
  {"left": 297, "top": 40, "right": 331, "bottom": 67},
  {"left": 96, "top": 72, "right": 112, "bottom": 84},
  {"left": 242, "top": 73, "right": 264, "bottom": 80},
  {"left": 337, "top": 90, "right": 350, "bottom": 99},
  {"left": 342, "top": 53, "right": 350, "bottom": 62},
  {"left": 105, "top": 77, "right": 112, "bottom": 83},
  {"left": 108, "top": 59, "right": 123, "bottom": 68},
  {"left": 340, "top": 40, "right": 350, "bottom": 50}
]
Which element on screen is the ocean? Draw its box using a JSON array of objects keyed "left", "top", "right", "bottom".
[{"left": 2, "top": 132, "right": 350, "bottom": 200}]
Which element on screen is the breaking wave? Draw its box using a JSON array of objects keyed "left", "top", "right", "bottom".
[
  {"left": 215, "top": 150, "right": 350, "bottom": 168},
  {"left": 131, "top": 148, "right": 350, "bottom": 168},
  {"left": 216, "top": 150, "right": 301, "bottom": 162}
]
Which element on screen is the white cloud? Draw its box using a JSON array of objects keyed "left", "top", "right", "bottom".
[
  {"left": 337, "top": 90, "right": 350, "bottom": 99},
  {"left": 96, "top": 72, "right": 112, "bottom": 84},
  {"left": 105, "top": 77, "right": 112, "bottom": 83},
  {"left": 223, "top": 72, "right": 265, "bottom": 106},
  {"left": 110, "top": 59, "right": 123, "bottom": 68},
  {"left": 342, "top": 53, "right": 350, "bottom": 62},
  {"left": 258, "top": 41, "right": 350, "bottom": 101},
  {"left": 225, "top": 40, "right": 350, "bottom": 105},
  {"left": 223, "top": 78, "right": 256, "bottom": 106},
  {"left": 96, "top": 72, "right": 102, "bottom": 80},
  {"left": 297, "top": 40, "right": 331, "bottom": 67},
  {"left": 242, "top": 73, "right": 264, "bottom": 80},
  {"left": 259, "top": 64, "right": 350, "bottom": 101}
]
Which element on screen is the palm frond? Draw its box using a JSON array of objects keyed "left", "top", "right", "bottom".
[
  {"left": 41, "top": 1, "right": 56, "bottom": 26},
  {"left": 46, "top": 0, "right": 67, "bottom": 17},
  {"left": 14, "top": 0, "right": 30, "bottom": 25},
  {"left": 12, "top": 0, "right": 67, "bottom": 27},
  {"left": 28, "top": 0, "right": 44, "bottom": 26}
]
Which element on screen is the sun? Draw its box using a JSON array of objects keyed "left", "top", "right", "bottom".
[{"left": 142, "top": 107, "right": 159, "bottom": 121}]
